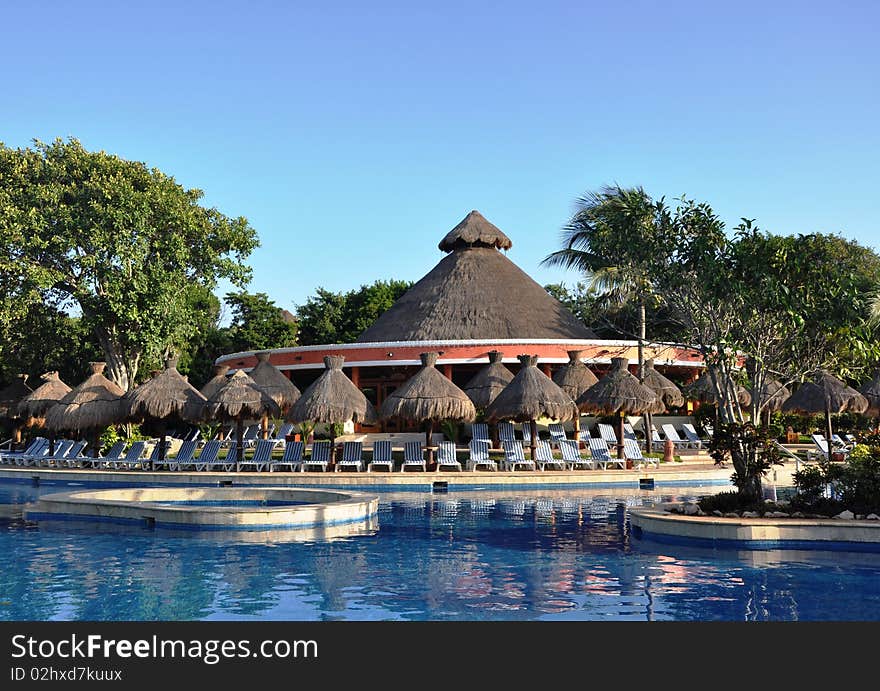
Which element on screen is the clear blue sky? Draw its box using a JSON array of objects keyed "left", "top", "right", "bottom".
[{"left": 3, "top": 1, "right": 878, "bottom": 315}]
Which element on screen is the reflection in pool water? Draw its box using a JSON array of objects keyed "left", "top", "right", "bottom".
[{"left": 2, "top": 481, "right": 879, "bottom": 621}]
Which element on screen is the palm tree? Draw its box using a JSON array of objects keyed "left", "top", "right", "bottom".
[{"left": 543, "top": 185, "right": 669, "bottom": 448}]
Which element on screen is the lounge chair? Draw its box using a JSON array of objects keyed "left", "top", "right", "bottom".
[
  {"left": 402, "top": 441, "right": 427, "bottom": 472},
  {"left": 588, "top": 437, "right": 621, "bottom": 470},
  {"left": 303, "top": 441, "right": 331, "bottom": 472},
  {"left": 497, "top": 422, "right": 516, "bottom": 445},
  {"left": 30, "top": 439, "right": 72, "bottom": 467},
  {"left": 548, "top": 423, "right": 567, "bottom": 446},
  {"left": 844, "top": 433, "right": 858, "bottom": 445},
  {"left": 681, "top": 423, "right": 703, "bottom": 449},
  {"left": 520, "top": 423, "right": 533, "bottom": 445},
  {"left": 240, "top": 424, "right": 261, "bottom": 449},
  {"left": 144, "top": 440, "right": 171, "bottom": 469},
  {"left": 368, "top": 440, "right": 394, "bottom": 472},
  {"left": 650, "top": 424, "right": 664, "bottom": 446},
  {"left": 270, "top": 441, "right": 304, "bottom": 472},
  {"left": 112, "top": 441, "right": 147, "bottom": 470},
  {"left": 335, "top": 441, "right": 364, "bottom": 472},
  {"left": 470, "top": 423, "right": 490, "bottom": 443},
  {"left": 7, "top": 437, "right": 48, "bottom": 466},
  {"left": 661, "top": 424, "right": 691, "bottom": 450},
  {"left": 535, "top": 440, "right": 566, "bottom": 470},
  {"left": 559, "top": 439, "right": 593, "bottom": 470},
  {"left": 807, "top": 434, "right": 850, "bottom": 462},
  {"left": 598, "top": 423, "right": 618, "bottom": 448},
  {"left": 86, "top": 440, "right": 126, "bottom": 469},
  {"left": 272, "top": 422, "right": 295, "bottom": 444},
  {"left": 156, "top": 440, "right": 197, "bottom": 472},
  {"left": 438, "top": 441, "right": 465, "bottom": 471},
  {"left": 466, "top": 440, "right": 493, "bottom": 471},
  {"left": 502, "top": 440, "right": 536, "bottom": 471},
  {"left": 56, "top": 440, "right": 89, "bottom": 468},
  {"left": 624, "top": 438, "right": 658, "bottom": 469},
  {"left": 192, "top": 441, "right": 223, "bottom": 471},
  {"left": 623, "top": 422, "right": 640, "bottom": 443},
  {"left": 831, "top": 434, "right": 852, "bottom": 451},
  {"left": 240, "top": 439, "right": 277, "bottom": 472}
]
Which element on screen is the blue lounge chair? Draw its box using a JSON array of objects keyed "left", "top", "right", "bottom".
[
  {"left": 437, "top": 441, "right": 463, "bottom": 471},
  {"left": 548, "top": 423, "right": 567, "bottom": 446},
  {"left": 497, "top": 422, "right": 516, "bottom": 445},
  {"left": 402, "top": 441, "right": 427, "bottom": 472},
  {"left": 303, "top": 441, "right": 331, "bottom": 472},
  {"left": 368, "top": 440, "right": 394, "bottom": 472},
  {"left": 192, "top": 440, "right": 223, "bottom": 472},
  {"left": 624, "top": 438, "right": 657, "bottom": 469},
  {"left": 470, "top": 423, "right": 490, "bottom": 443},
  {"left": 662, "top": 424, "right": 691, "bottom": 450},
  {"left": 113, "top": 441, "right": 147, "bottom": 470},
  {"left": 156, "top": 440, "right": 197, "bottom": 472},
  {"left": 681, "top": 423, "right": 704, "bottom": 449},
  {"left": 336, "top": 441, "right": 364, "bottom": 472},
  {"left": 588, "top": 437, "right": 620, "bottom": 470},
  {"left": 270, "top": 441, "right": 304, "bottom": 472},
  {"left": 240, "top": 439, "right": 277, "bottom": 472}
]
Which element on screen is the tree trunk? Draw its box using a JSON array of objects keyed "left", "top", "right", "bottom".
[
  {"left": 825, "top": 404, "right": 834, "bottom": 462},
  {"left": 93, "top": 325, "right": 141, "bottom": 391},
  {"left": 638, "top": 299, "right": 651, "bottom": 453}
]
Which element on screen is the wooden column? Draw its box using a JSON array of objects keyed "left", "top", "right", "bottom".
[
  {"left": 442, "top": 364, "right": 453, "bottom": 380},
  {"left": 350, "top": 366, "right": 360, "bottom": 388},
  {"left": 541, "top": 363, "right": 552, "bottom": 377}
]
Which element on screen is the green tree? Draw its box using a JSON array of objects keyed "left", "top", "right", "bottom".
[
  {"left": 542, "top": 185, "right": 668, "bottom": 379},
  {"left": 297, "top": 279, "right": 412, "bottom": 345},
  {"left": 224, "top": 291, "right": 298, "bottom": 353},
  {"left": 0, "top": 138, "right": 259, "bottom": 390},
  {"left": 657, "top": 198, "right": 880, "bottom": 500}
]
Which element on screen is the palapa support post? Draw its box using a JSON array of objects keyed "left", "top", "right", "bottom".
[
  {"left": 261, "top": 414, "right": 270, "bottom": 440},
  {"left": 617, "top": 412, "right": 626, "bottom": 460},
  {"left": 529, "top": 419, "right": 538, "bottom": 461},
  {"left": 426, "top": 420, "right": 435, "bottom": 469},
  {"left": 235, "top": 418, "right": 244, "bottom": 473},
  {"left": 825, "top": 402, "right": 834, "bottom": 463}
]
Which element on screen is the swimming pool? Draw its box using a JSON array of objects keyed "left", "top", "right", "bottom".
[{"left": 2, "top": 480, "right": 879, "bottom": 621}]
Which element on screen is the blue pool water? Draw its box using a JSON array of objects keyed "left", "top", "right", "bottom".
[{"left": 2, "top": 480, "right": 880, "bottom": 621}]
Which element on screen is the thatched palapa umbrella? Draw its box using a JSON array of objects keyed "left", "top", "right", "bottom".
[
  {"left": 204, "top": 370, "right": 279, "bottom": 472},
  {"left": 551, "top": 350, "right": 598, "bottom": 441},
  {"left": 380, "top": 352, "right": 476, "bottom": 461},
  {"left": 17, "top": 372, "right": 72, "bottom": 454},
  {"left": 44, "top": 362, "right": 126, "bottom": 458},
  {"left": 200, "top": 364, "right": 231, "bottom": 400},
  {"left": 684, "top": 368, "right": 753, "bottom": 407},
  {"left": 485, "top": 354, "right": 577, "bottom": 460},
  {"left": 640, "top": 359, "right": 684, "bottom": 453},
  {"left": 248, "top": 351, "right": 301, "bottom": 439},
  {"left": 750, "top": 377, "right": 791, "bottom": 427},
  {"left": 782, "top": 370, "right": 868, "bottom": 461},
  {"left": 0, "top": 374, "right": 33, "bottom": 449},
  {"left": 125, "top": 356, "right": 206, "bottom": 469},
  {"left": 859, "top": 369, "right": 880, "bottom": 430},
  {"left": 463, "top": 351, "right": 514, "bottom": 409},
  {"left": 577, "top": 357, "right": 661, "bottom": 460},
  {"left": 287, "top": 355, "right": 377, "bottom": 463}
]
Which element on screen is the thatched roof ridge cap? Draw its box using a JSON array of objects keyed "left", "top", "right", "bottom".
[{"left": 437, "top": 210, "right": 513, "bottom": 252}]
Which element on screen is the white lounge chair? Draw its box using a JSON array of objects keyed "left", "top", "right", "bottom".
[
  {"left": 548, "top": 423, "right": 567, "bottom": 446},
  {"left": 661, "top": 424, "right": 691, "bottom": 450},
  {"left": 588, "top": 437, "right": 622, "bottom": 470},
  {"left": 240, "top": 439, "right": 277, "bottom": 472},
  {"left": 438, "top": 441, "right": 464, "bottom": 471},
  {"left": 559, "top": 439, "right": 593, "bottom": 470},
  {"left": 623, "top": 422, "right": 640, "bottom": 444},
  {"left": 270, "top": 441, "right": 304, "bottom": 472},
  {"left": 598, "top": 423, "right": 618, "bottom": 448},
  {"left": 624, "top": 438, "right": 658, "bottom": 468},
  {"left": 303, "top": 441, "right": 331, "bottom": 472},
  {"left": 470, "top": 423, "right": 490, "bottom": 443},
  {"left": 466, "top": 440, "right": 494, "bottom": 471},
  {"left": 497, "top": 422, "right": 516, "bottom": 445},
  {"left": 807, "top": 434, "right": 849, "bottom": 462},
  {"left": 368, "top": 440, "right": 394, "bottom": 472},
  {"left": 681, "top": 423, "right": 703, "bottom": 449},
  {"left": 535, "top": 440, "right": 566, "bottom": 470},
  {"left": 520, "top": 423, "right": 533, "bottom": 445},
  {"left": 402, "top": 441, "right": 427, "bottom": 472},
  {"left": 502, "top": 440, "right": 535, "bottom": 471},
  {"left": 335, "top": 441, "right": 364, "bottom": 472}
]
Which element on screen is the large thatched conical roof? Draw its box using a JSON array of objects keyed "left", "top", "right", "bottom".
[
  {"left": 356, "top": 211, "right": 595, "bottom": 342},
  {"left": 247, "top": 351, "right": 301, "bottom": 411},
  {"left": 380, "top": 352, "right": 476, "bottom": 422},
  {"left": 125, "top": 357, "right": 206, "bottom": 423},
  {"left": 859, "top": 369, "right": 880, "bottom": 415},
  {"left": 200, "top": 364, "right": 230, "bottom": 400},
  {"left": 437, "top": 210, "right": 513, "bottom": 251},
  {"left": 641, "top": 359, "right": 684, "bottom": 408},
  {"left": 204, "top": 370, "right": 280, "bottom": 422},
  {"left": 0, "top": 374, "right": 33, "bottom": 419},
  {"left": 44, "top": 362, "right": 126, "bottom": 432},
  {"left": 462, "top": 351, "right": 515, "bottom": 409},
  {"left": 17, "top": 372, "right": 72, "bottom": 420},
  {"left": 683, "top": 368, "right": 752, "bottom": 407},
  {"left": 552, "top": 350, "right": 599, "bottom": 401},
  {"left": 782, "top": 370, "right": 869, "bottom": 415},
  {"left": 287, "top": 355, "right": 377, "bottom": 425},
  {"left": 485, "top": 355, "right": 578, "bottom": 423},
  {"left": 752, "top": 377, "right": 791, "bottom": 413},
  {"left": 577, "top": 357, "right": 661, "bottom": 415}
]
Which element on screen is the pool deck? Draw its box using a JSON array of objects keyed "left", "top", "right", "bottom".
[{"left": 0, "top": 456, "right": 800, "bottom": 491}]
